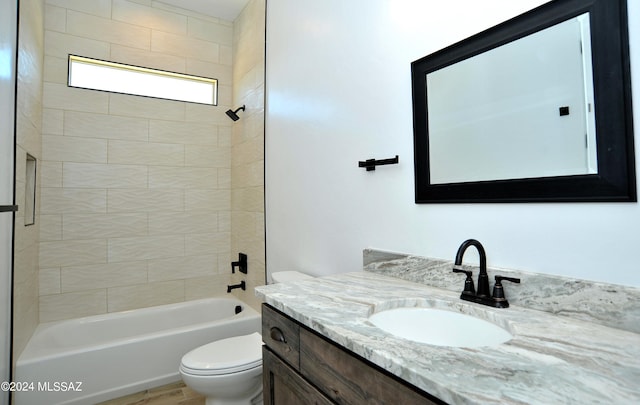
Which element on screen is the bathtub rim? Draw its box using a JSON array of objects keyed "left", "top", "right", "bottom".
[{"left": 17, "top": 296, "right": 260, "bottom": 364}]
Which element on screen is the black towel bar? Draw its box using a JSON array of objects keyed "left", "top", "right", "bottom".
[{"left": 358, "top": 155, "right": 399, "bottom": 171}]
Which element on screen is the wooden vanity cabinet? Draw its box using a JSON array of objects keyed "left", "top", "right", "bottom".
[
  {"left": 263, "top": 347, "right": 334, "bottom": 405},
  {"left": 262, "top": 304, "right": 444, "bottom": 405}
]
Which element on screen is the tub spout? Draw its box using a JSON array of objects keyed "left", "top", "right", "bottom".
[{"left": 227, "top": 281, "right": 246, "bottom": 293}]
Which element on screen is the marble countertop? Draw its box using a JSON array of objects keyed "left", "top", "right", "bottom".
[{"left": 255, "top": 271, "right": 640, "bottom": 405}]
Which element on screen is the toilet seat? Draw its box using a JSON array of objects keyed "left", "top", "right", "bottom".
[{"left": 180, "top": 332, "right": 263, "bottom": 376}]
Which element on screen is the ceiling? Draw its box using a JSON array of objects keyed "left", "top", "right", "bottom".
[{"left": 156, "top": 0, "right": 251, "bottom": 21}]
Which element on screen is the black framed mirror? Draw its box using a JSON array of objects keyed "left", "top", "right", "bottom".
[{"left": 411, "top": 0, "right": 635, "bottom": 203}]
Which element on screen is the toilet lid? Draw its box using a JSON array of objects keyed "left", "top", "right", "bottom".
[
  {"left": 181, "top": 332, "right": 263, "bottom": 376},
  {"left": 271, "top": 271, "right": 313, "bottom": 284}
]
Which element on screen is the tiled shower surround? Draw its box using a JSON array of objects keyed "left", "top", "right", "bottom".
[
  {"left": 14, "top": 0, "right": 45, "bottom": 362},
  {"left": 35, "top": 0, "right": 265, "bottom": 323},
  {"left": 229, "top": 0, "right": 266, "bottom": 310}
]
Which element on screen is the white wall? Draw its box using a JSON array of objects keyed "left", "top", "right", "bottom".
[{"left": 266, "top": 0, "right": 640, "bottom": 287}]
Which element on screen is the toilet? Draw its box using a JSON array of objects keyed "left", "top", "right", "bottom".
[
  {"left": 270, "top": 270, "right": 314, "bottom": 284},
  {"left": 179, "top": 271, "right": 312, "bottom": 405}
]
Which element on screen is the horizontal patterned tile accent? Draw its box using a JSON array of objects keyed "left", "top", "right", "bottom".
[
  {"left": 43, "top": 55, "right": 67, "bottom": 84},
  {"left": 185, "top": 144, "right": 230, "bottom": 167},
  {"left": 109, "top": 94, "right": 186, "bottom": 121},
  {"left": 107, "top": 189, "right": 184, "bottom": 213},
  {"left": 231, "top": 211, "right": 262, "bottom": 240},
  {"left": 186, "top": 100, "right": 229, "bottom": 123},
  {"left": 151, "top": 1, "right": 225, "bottom": 22},
  {"left": 43, "top": 135, "right": 107, "bottom": 163},
  {"left": 43, "top": 82, "right": 109, "bottom": 114},
  {"left": 14, "top": 222, "right": 39, "bottom": 254},
  {"left": 44, "top": 4, "right": 66, "bottom": 33},
  {"left": 63, "top": 213, "right": 148, "bottom": 239},
  {"left": 46, "top": 0, "right": 112, "bottom": 18},
  {"left": 112, "top": 0, "right": 187, "bottom": 34},
  {"left": 186, "top": 189, "right": 230, "bottom": 211},
  {"left": 107, "top": 280, "right": 184, "bottom": 313},
  {"left": 149, "top": 167, "right": 218, "bottom": 189},
  {"left": 42, "top": 108, "right": 64, "bottom": 135},
  {"left": 63, "top": 163, "right": 147, "bottom": 188},
  {"left": 40, "top": 161, "right": 62, "bottom": 187},
  {"left": 40, "top": 187, "right": 107, "bottom": 214},
  {"left": 185, "top": 232, "right": 229, "bottom": 256},
  {"left": 232, "top": 187, "right": 264, "bottom": 212},
  {"left": 217, "top": 168, "right": 231, "bottom": 189},
  {"left": 40, "top": 239, "right": 107, "bottom": 268},
  {"left": 188, "top": 17, "right": 233, "bottom": 44},
  {"left": 185, "top": 274, "right": 232, "bottom": 300},
  {"left": 66, "top": 10, "right": 151, "bottom": 50},
  {"left": 61, "top": 261, "right": 148, "bottom": 292},
  {"left": 149, "top": 120, "right": 217, "bottom": 145},
  {"left": 148, "top": 255, "right": 217, "bottom": 283},
  {"left": 64, "top": 111, "right": 149, "bottom": 141},
  {"left": 148, "top": 212, "right": 217, "bottom": 235},
  {"left": 110, "top": 44, "right": 186, "bottom": 73},
  {"left": 44, "top": 30, "right": 110, "bottom": 59},
  {"left": 218, "top": 211, "right": 231, "bottom": 233},
  {"left": 108, "top": 235, "right": 184, "bottom": 262},
  {"left": 108, "top": 140, "right": 184, "bottom": 166},
  {"left": 151, "top": 30, "right": 219, "bottom": 63},
  {"left": 40, "top": 214, "right": 62, "bottom": 241},
  {"left": 16, "top": 120, "right": 41, "bottom": 157},
  {"left": 40, "top": 289, "right": 107, "bottom": 322},
  {"left": 39, "top": 268, "right": 61, "bottom": 296},
  {"left": 13, "top": 242, "right": 38, "bottom": 287},
  {"left": 218, "top": 126, "right": 232, "bottom": 148},
  {"left": 187, "top": 59, "right": 232, "bottom": 84},
  {"left": 231, "top": 161, "right": 264, "bottom": 188},
  {"left": 232, "top": 136, "right": 263, "bottom": 166}
]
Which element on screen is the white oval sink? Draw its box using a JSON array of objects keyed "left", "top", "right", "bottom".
[{"left": 368, "top": 307, "right": 512, "bottom": 348}]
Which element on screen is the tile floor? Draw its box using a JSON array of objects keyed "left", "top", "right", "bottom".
[{"left": 97, "top": 381, "right": 205, "bottom": 405}]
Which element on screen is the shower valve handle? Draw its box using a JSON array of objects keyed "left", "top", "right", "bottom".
[{"left": 231, "top": 253, "right": 248, "bottom": 274}]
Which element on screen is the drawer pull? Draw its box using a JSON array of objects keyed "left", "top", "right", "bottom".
[{"left": 270, "top": 327, "right": 287, "bottom": 343}]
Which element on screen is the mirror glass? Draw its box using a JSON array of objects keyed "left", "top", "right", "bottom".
[
  {"left": 412, "top": 0, "right": 635, "bottom": 203},
  {"left": 427, "top": 13, "right": 596, "bottom": 184}
]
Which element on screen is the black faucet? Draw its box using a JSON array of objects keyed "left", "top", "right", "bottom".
[{"left": 452, "top": 239, "right": 520, "bottom": 308}]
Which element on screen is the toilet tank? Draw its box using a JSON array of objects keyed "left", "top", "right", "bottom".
[{"left": 270, "top": 271, "right": 313, "bottom": 284}]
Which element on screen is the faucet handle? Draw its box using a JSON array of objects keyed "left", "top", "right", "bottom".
[
  {"left": 453, "top": 267, "right": 476, "bottom": 295},
  {"left": 492, "top": 275, "right": 520, "bottom": 300}
]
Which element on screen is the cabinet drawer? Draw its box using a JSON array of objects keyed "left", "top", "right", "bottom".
[
  {"left": 299, "top": 328, "right": 440, "bottom": 405},
  {"left": 262, "top": 304, "right": 300, "bottom": 369}
]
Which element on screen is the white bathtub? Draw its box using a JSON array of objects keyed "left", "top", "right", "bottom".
[{"left": 14, "top": 297, "right": 261, "bottom": 405}]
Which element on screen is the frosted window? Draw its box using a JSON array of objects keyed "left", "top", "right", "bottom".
[{"left": 68, "top": 55, "right": 217, "bottom": 105}]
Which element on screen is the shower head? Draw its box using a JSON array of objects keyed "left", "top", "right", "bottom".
[{"left": 225, "top": 105, "right": 246, "bottom": 121}]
